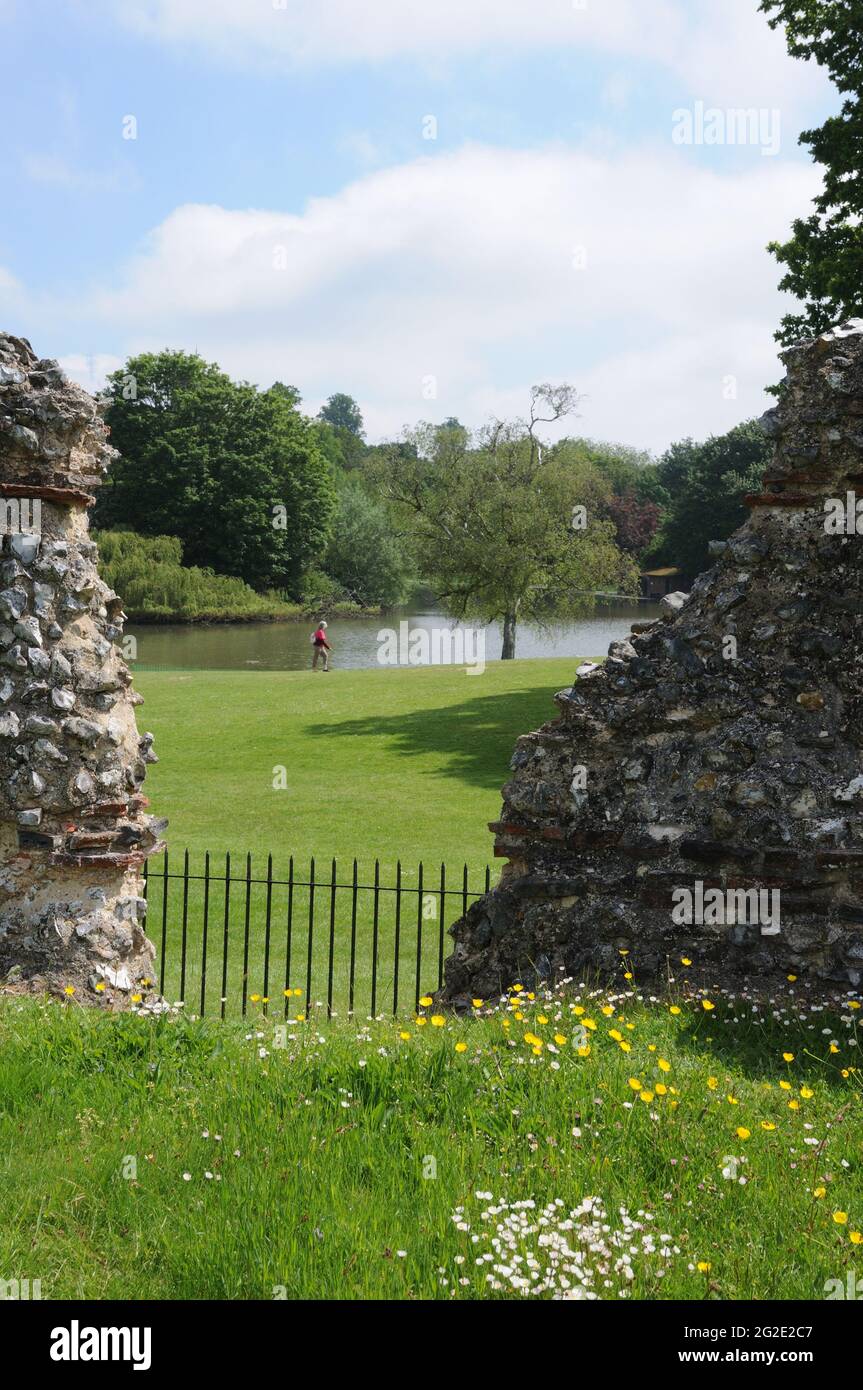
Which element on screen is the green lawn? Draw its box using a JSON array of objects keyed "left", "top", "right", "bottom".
[
  {"left": 1, "top": 986, "right": 860, "bottom": 1300},
  {"left": 136, "top": 658, "right": 577, "bottom": 868},
  {"left": 134, "top": 660, "right": 578, "bottom": 1016},
  {"left": 5, "top": 659, "right": 862, "bottom": 1304}
]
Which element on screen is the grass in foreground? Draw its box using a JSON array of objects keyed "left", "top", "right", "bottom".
[{"left": 2, "top": 977, "right": 860, "bottom": 1300}]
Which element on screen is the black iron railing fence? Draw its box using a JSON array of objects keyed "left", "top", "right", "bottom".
[{"left": 142, "top": 851, "right": 493, "bottom": 1020}]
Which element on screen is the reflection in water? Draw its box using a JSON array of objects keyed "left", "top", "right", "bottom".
[{"left": 127, "top": 601, "right": 662, "bottom": 672}]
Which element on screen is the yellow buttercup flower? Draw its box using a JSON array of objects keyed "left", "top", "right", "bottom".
[
  {"left": 788, "top": 1100, "right": 800, "bottom": 1110},
  {"left": 783, "top": 1052, "right": 794, "bottom": 1063},
  {"left": 800, "top": 1086, "right": 814, "bottom": 1099},
  {"left": 697, "top": 1261, "right": 711, "bottom": 1273},
  {"left": 655, "top": 1083, "right": 668, "bottom": 1096},
  {"left": 833, "top": 1211, "right": 848, "bottom": 1225},
  {"left": 681, "top": 957, "right": 691, "bottom": 966},
  {"left": 761, "top": 1122, "right": 776, "bottom": 1131},
  {"left": 639, "top": 1091, "right": 654, "bottom": 1103},
  {"left": 399, "top": 1031, "right": 411, "bottom": 1041},
  {"left": 63, "top": 985, "right": 75, "bottom": 996},
  {"left": 736, "top": 1127, "right": 751, "bottom": 1140},
  {"left": 471, "top": 999, "right": 483, "bottom": 1008},
  {"left": 850, "top": 1232, "right": 863, "bottom": 1245},
  {"left": 554, "top": 1034, "right": 566, "bottom": 1046},
  {"left": 455, "top": 1041, "right": 467, "bottom": 1053},
  {"left": 419, "top": 995, "right": 433, "bottom": 1007},
  {"left": 430, "top": 1015, "right": 445, "bottom": 1027},
  {"left": 813, "top": 1187, "right": 826, "bottom": 1199},
  {"left": 669, "top": 1005, "right": 681, "bottom": 1016},
  {"left": 707, "top": 1076, "right": 719, "bottom": 1090},
  {"left": 658, "top": 1058, "right": 671, "bottom": 1073},
  {"left": 628, "top": 1077, "right": 644, "bottom": 1090},
  {"left": 702, "top": 1000, "right": 715, "bottom": 1011}
]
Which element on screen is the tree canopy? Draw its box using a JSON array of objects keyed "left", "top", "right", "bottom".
[
  {"left": 366, "top": 386, "right": 639, "bottom": 659},
  {"left": 646, "top": 421, "right": 770, "bottom": 579},
  {"left": 97, "top": 350, "right": 335, "bottom": 596},
  {"left": 325, "top": 476, "right": 412, "bottom": 608},
  {"left": 760, "top": 0, "right": 863, "bottom": 344}
]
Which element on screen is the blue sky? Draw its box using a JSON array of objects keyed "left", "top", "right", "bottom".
[{"left": 0, "top": 0, "right": 837, "bottom": 450}]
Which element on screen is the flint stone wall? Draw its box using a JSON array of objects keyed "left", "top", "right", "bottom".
[
  {"left": 441, "top": 321, "right": 863, "bottom": 1009},
  {"left": 0, "top": 332, "right": 165, "bottom": 1005}
]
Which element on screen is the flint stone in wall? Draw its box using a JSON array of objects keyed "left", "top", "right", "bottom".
[
  {"left": 441, "top": 320, "right": 863, "bottom": 1008},
  {"left": 0, "top": 330, "right": 166, "bottom": 1008}
]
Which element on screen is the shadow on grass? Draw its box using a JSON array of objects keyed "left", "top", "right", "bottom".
[
  {"left": 309, "top": 683, "right": 564, "bottom": 790},
  {"left": 668, "top": 1001, "right": 853, "bottom": 1088}
]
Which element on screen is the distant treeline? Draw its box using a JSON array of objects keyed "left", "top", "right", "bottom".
[{"left": 94, "top": 350, "right": 770, "bottom": 626}]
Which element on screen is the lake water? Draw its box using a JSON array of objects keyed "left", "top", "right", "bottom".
[{"left": 127, "top": 600, "right": 661, "bottom": 671}]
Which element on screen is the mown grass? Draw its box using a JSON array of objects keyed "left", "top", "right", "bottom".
[
  {"left": 133, "top": 660, "right": 577, "bottom": 1014},
  {"left": 1, "top": 982, "right": 860, "bottom": 1300}
]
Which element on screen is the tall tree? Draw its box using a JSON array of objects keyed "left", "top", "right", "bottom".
[
  {"left": 646, "top": 421, "right": 770, "bottom": 580},
  {"left": 367, "top": 386, "right": 638, "bottom": 659},
  {"left": 760, "top": 0, "right": 863, "bottom": 343},
  {"left": 325, "top": 477, "right": 412, "bottom": 607},
  {"left": 96, "top": 351, "right": 335, "bottom": 595},
  {"left": 318, "top": 392, "right": 365, "bottom": 436}
]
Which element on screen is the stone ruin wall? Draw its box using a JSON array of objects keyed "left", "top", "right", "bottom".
[
  {"left": 441, "top": 320, "right": 863, "bottom": 1009},
  {"left": 0, "top": 332, "right": 164, "bottom": 1006}
]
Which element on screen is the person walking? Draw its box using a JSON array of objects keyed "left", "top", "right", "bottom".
[{"left": 311, "top": 620, "right": 333, "bottom": 671}]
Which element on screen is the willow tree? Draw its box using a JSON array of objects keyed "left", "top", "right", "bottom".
[{"left": 367, "top": 386, "right": 638, "bottom": 659}]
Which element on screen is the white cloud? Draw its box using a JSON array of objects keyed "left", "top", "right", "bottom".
[
  {"left": 106, "top": 0, "right": 830, "bottom": 115},
  {"left": 44, "top": 141, "right": 818, "bottom": 451}
]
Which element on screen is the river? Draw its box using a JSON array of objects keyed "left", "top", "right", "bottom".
[{"left": 126, "top": 600, "right": 661, "bottom": 671}]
